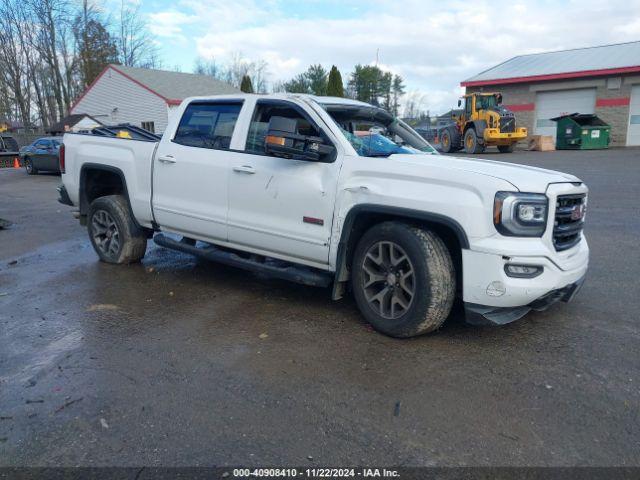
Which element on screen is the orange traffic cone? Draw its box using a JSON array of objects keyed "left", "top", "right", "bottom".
[{"left": 13, "top": 157, "right": 20, "bottom": 169}]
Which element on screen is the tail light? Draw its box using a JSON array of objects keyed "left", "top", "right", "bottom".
[{"left": 59, "top": 143, "right": 65, "bottom": 173}]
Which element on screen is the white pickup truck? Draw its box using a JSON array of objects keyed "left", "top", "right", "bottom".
[{"left": 59, "top": 94, "right": 588, "bottom": 337}]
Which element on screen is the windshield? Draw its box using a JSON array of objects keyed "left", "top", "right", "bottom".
[
  {"left": 319, "top": 102, "right": 437, "bottom": 158},
  {"left": 475, "top": 95, "right": 498, "bottom": 110},
  {"left": 341, "top": 130, "right": 423, "bottom": 157}
]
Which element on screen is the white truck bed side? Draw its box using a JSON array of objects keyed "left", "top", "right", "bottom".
[{"left": 62, "top": 134, "right": 158, "bottom": 228}]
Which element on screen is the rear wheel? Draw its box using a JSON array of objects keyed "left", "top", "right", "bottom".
[
  {"left": 24, "top": 157, "right": 38, "bottom": 175},
  {"left": 351, "top": 222, "right": 456, "bottom": 338},
  {"left": 440, "top": 128, "right": 453, "bottom": 153},
  {"left": 498, "top": 144, "right": 514, "bottom": 153},
  {"left": 88, "top": 195, "right": 147, "bottom": 264},
  {"left": 464, "top": 128, "right": 485, "bottom": 154}
]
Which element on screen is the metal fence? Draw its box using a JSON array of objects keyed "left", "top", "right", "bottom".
[{"left": 13, "top": 132, "right": 44, "bottom": 148}]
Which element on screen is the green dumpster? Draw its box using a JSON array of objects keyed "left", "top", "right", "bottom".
[{"left": 551, "top": 113, "right": 611, "bottom": 150}]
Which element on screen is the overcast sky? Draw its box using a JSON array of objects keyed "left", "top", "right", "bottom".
[{"left": 138, "top": 0, "right": 640, "bottom": 114}]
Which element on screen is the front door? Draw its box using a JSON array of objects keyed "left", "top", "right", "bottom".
[
  {"left": 152, "top": 101, "right": 244, "bottom": 242},
  {"left": 227, "top": 100, "right": 339, "bottom": 265}
]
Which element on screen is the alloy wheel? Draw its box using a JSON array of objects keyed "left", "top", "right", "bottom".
[
  {"left": 361, "top": 241, "right": 415, "bottom": 319},
  {"left": 91, "top": 209, "right": 121, "bottom": 258}
]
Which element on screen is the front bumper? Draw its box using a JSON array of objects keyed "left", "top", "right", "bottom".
[
  {"left": 461, "top": 239, "right": 589, "bottom": 326},
  {"left": 465, "top": 274, "right": 586, "bottom": 325},
  {"left": 483, "top": 127, "right": 527, "bottom": 144}
]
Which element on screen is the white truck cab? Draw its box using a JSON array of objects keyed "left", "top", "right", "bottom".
[{"left": 59, "top": 93, "right": 588, "bottom": 337}]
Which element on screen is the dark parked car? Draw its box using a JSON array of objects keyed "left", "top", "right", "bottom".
[{"left": 20, "top": 137, "right": 63, "bottom": 174}]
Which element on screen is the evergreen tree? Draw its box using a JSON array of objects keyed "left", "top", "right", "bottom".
[
  {"left": 326, "top": 66, "right": 344, "bottom": 97},
  {"left": 74, "top": 1, "right": 117, "bottom": 88},
  {"left": 283, "top": 73, "right": 310, "bottom": 93},
  {"left": 348, "top": 64, "right": 385, "bottom": 105},
  {"left": 240, "top": 74, "right": 254, "bottom": 93},
  {"left": 282, "top": 65, "right": 326, "bottom": 95},
  {"left": 306, "top": 64, "right": 327, "bottom": 95},
  {"left": 391, "top": 75, "right": 405, "bottom": 117}
]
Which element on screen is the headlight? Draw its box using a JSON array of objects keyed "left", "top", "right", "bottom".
[{"left": 493, "top": 192, "right": 548, "bottom": 237}]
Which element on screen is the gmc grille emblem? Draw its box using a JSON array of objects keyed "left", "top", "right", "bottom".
[{"left": 570, "top": 205, "right": 585, "bottom": 221}]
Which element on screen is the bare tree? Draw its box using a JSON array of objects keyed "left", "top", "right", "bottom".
[
  {"left": 194, "top": 53, "right": 269, "bottom": 93},
  {"left": 403, "top": 91, "right": 428, "bottom": 120},
  {"left": 0, "top": 0, "right": 32, "bottom": 124},
  {"left": 116, "top": 0, "right": 160, "bottom": 68},
  {"left": 0, "top": 0, "right": 163, "bottom": 127},
  {"left": 27, "top": 0, "right": 77, "bottom": 118}
]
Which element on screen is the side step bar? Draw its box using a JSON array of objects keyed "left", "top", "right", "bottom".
[{"left": 153, "top": 234, "right": 332, "bottom": 288}]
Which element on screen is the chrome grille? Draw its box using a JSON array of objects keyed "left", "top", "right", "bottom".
[{"left": 554, "top": 194, "right": 586, "bottom": 251}]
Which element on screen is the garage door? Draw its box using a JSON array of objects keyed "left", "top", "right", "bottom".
[
  {"left": 535, "top": 89, "right": 597, "bottom": 139},
  {"left": 627, "top": 85, "right": 640, "bottom": 146}
]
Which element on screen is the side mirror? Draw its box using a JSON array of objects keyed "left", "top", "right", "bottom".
[
  {"left": 457, "top": 99, "right": 461, "bottom": 107},
  {"left": 264, "top": 116, "right": 335, "bottom": 163},
  {"left": 496, "top": 93, "right": 503, "bottom": 104}
]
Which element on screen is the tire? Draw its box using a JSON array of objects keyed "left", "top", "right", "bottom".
[
  {"left": 463, "top": 128, "right": 485, "bottom": 154},
  {"left": 24, "top": 157, "right": 38, "bottom": 175},
  {"left": 351, "top": 222, "right": 456, "bottom": 338},
  {"left": 440, "top": 128, "right": 453, "bottom": 153},
  {"left": 87, "top": 195, "right": 147, "bottom": 264},
  {"left": 498, "top": 144, "right": 514, "bottom": 153}
]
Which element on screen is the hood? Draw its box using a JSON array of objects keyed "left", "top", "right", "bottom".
[{"left": 393, "top": 154, "right": 581, "bottom": 192}]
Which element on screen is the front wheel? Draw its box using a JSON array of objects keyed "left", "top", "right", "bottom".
[
  {"left": 88, "top": 195, "right": 147, "bottom": 264},
  {"left": 351, "top": 222, "right": 456, "bottom": 338},
  {"left": 24, "top": 157, "right": 38, "bottom": 175},
  {"left": 464, "top": 128, "right": 485, "bottom": 154}
]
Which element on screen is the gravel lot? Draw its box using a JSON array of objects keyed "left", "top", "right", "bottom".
[{"left": 0, "top": 148, "right": 639, "bottom": 467}]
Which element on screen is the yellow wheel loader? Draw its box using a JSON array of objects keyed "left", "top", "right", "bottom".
[{"left": 439, "top": 92, "right": 527, "bottom": 154}]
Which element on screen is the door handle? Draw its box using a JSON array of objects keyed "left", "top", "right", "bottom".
[
  {"left": 158, "top": 155, "right": 176, "bottom": 164},
  {"left": 233, "top": 165, "right": 256, "bottom": 174}
]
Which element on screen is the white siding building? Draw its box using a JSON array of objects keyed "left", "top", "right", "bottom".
[{"left": 70, "top": 64, "right": 240, "bottom": 134}]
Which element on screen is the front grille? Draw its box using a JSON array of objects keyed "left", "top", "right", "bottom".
[
  {"left": 500, "top": 116, "right": 515, "bottom": 133},
  {"left": 553, "top": 194, "right": 586, "bottom": 251}
]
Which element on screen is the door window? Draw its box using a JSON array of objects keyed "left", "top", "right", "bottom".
[
  {"left": 245, "top": 102, "right": 321, "bottom": 155},
  {"left": 465, "top": 98, "right": 473, "bottom": 117},
  {"left": 173, "top": 102, "right": 242, "bottom": 150}
]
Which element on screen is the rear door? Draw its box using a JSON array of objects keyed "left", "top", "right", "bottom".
[
  {"left": 152, "top": 100, "right": 244, "bottom": 242},
  {"left": 227, "top": 99, "right": 340, "bottom": 266}
]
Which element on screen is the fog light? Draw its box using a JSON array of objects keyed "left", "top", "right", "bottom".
[{"left": 505, "top": 264, "right": 543, "bottom": 278}]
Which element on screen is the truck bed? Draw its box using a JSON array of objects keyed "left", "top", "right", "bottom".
[{"left": 62, "top": 133, "right": 159, "bottom": 229}]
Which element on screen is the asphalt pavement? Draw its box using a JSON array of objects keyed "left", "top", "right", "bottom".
[{"left": 0, "top": 148, "right": 639, "bottom": 467}]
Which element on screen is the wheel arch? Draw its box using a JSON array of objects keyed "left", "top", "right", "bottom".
[
  {"left": 331, "top": 204, "right": 468, "bottom": 300},
  {"left": 465, "top": 120, "right": 487, "bottom": 139},
  {"left": 79, "top": 163, "right": 144, "bottom": 231}
]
